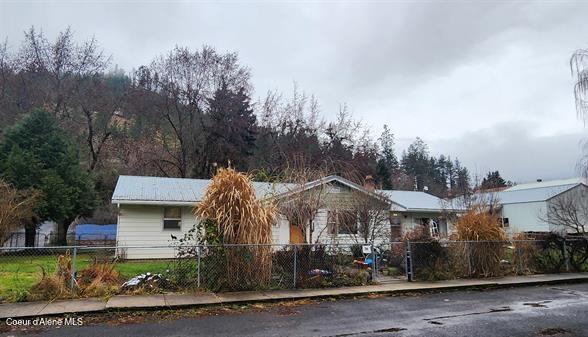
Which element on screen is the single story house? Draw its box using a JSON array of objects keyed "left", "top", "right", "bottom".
[
  {"left": 111, "top": 175, "right": 458, "bottom": 258},
  {"left": 471, "top": 178, "right": 588, "bottom": 234}
]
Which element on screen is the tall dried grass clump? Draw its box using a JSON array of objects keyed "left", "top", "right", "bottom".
[
  {"left": 452, "top": 204, "right": 507, "bottom": 277},
  {"left": 28, "top": 251, "right": 73, "bottom": 301},
  {"left": 195, "top": 168, "right": 276, "bottom": 290},
  {"left": 78, "top": 258, "right": 122, "bottom": 297}
]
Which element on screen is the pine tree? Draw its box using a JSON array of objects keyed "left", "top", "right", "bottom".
[
  {"left": 401, "top": 137, "right": 429, "bottom": 191},
  {"left": 375, "top": 125, "right": 398, "bottom": 189},
  {"left": 206, "top": 84, "right": 257, "bottom": 175},
  {"left": 480, "top": 170, "right": 508, "bottom": 190}
]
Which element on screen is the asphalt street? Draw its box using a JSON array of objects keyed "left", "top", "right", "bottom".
[{"left": 3, "top": 283, "right": 588, "bottom": 337}]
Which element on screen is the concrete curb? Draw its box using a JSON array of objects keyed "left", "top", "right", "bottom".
[{"left": 1, "top": 273, "right": 587, "bottom": 319}]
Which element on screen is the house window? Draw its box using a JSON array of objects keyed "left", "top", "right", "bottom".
[
  {"left": 163, "top": 207, "right": 182, "bottom": 230},
  {"left": 338, "top": 211, "right": 358, "bottom": 234},
  {"left": 390, "top": 216, "right": 402, "bottom": 239},
  {"left": 501, "top": 218, "right": 510, "bottom": 228},
  {"left": 327, "top": 210, "right": 358, "bottom": 235}
]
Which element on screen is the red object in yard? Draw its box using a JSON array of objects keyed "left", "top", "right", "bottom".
[{"left": 353, "top": 259, "right": 372, "bottom": 270}]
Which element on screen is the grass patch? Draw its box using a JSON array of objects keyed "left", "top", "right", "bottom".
[{"left": 0, "top": 254, "right": 170, "bottom": 301}]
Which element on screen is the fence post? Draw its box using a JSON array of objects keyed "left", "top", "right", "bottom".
[
  {"left": 293, "top": 245, "right": 297, "bottom": 288},
  {"left": 466, "top": 241, "right": 472, "bottom": 277},
  {"left": 70, "top": 247, "right": 77, "bottom": 290},
  {"left": 197, "top": 245, "right": 201, "bottom": 288},
  {"left": 405, "top": 240, "right": 413, "bottom": 282},
  {"left": 371, "top": 242, "right": 377, "bottom": 282},
  {"left": 563, "top": 240, "right": 570, "bottom": 272}
]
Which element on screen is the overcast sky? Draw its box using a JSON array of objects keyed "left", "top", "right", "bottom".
[{"left": 1, "top": 1, "right": 587, "bottom": 183}]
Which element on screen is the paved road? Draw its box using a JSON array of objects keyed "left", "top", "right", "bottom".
[{"left": 3, "top": 283, "right": 588, "bottom": 337}]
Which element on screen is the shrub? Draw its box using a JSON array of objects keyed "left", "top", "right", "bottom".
[
  {"left": 511, "top": 233, "right": 539, "bottom": 275},
  {"left": 78, "top": 258, "right": 122, "bottom": 297},
  {"left": 403, "top": 227, "right": 449, "bottom": 281},
  {"left": 567, "top": 237, "right": 588, "bottom": 271},
  {"left": 534, "top": 233, "right": 566, "bottom": 273},
  {"left": 411, "top": 240, "right": 449, "bottom": 281}
]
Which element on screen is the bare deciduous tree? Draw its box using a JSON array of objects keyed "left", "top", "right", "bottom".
[
  {"left": 135, "top": 46, "right": 251, "bottom": 177},
  {"left": 277, "top": 158, "right": 328, "bottom": 244},
  {"left": 342, "top": 189, "right": 391, "bottom": 244},
  {"left": 0, "top": 180, "right": 37, "bottom": 244},
  {"left": 541, "top": 186, "right": 588, "bottom": 235},
  {"left": 571, "top": 49, "right": 588, "bottom": 178}
]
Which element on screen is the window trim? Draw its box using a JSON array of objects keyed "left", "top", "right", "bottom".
[
  {"left": 501, "top": 217, "right": 510, "bottom": 228},
  {"left": 163, "top": 206, "right": 182, "bottom": 231}
]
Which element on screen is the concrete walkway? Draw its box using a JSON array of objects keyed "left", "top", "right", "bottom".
[{"left": 1, "top": 273, "right": 587, "bottom": 319}]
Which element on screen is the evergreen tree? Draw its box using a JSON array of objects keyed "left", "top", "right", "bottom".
[
  {"left": 206, "top": 84, "right": 257, "bottom": 175},
  {"left": 0, "top": 110, "right": 96, "bottom": 245},
  {"left": 401, "top": 137, "right": 429, "bottom": 191},
  {"left": 452, "top": 159, "right": 471, "bottom": 196},
  {"left": 480, "top": 170, "right": 508, "bottom": 190},
  {"left": 375, "top": 125, "right": 398, "bottom": 189}
]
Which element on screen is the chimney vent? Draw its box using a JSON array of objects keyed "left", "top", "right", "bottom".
[{"left": 364, "top": 175, "right": 375, "bottom": 191}]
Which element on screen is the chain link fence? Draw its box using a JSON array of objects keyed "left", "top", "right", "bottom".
[
  {"left": 3, "top": 233, "right": 116, "bottom": 248},
  {"left": 0, "top": 243, "right": 379, "bottom": 303},
  {"left": 408, "top": 238, "right": 588, "bottom": 281},
  {"left": 1, "top": 239, "right": 586, "bottom": 303}
]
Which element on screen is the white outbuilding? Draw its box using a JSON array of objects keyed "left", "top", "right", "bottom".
[{"left": 488, "top": 178, "right": 588, "bottom": 233}]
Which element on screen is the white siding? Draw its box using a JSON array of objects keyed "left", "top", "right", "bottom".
[
  {"left": 312, "top": 209, "right": 391, "bottom": 245},
  {"left": 546, "top": 184, "right": 588, "bottom": 233},
  {"left": 117, "top": 205, "right": 456, "bottom": 258},
  {"left": 117, "top": 205, "right": 197, "bottom": 259},
  {"left": 501, "top": 201, "right": 549, "bottom": 233},
  {"left": 272, "top": 215, "right": 290, "bottom": 245}
]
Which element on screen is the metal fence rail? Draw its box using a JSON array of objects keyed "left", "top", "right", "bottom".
[
  {"left": 408, "top": 239, "right": 588, "bottom": 281},
  {"left": 0, "top": 243, "right": 380, "bottom": 302},
  {"left": 0, "top": 239, "right": 586, "bottom": 303},
  {"left": 2, "top": 233, "right": 116, "bottom": 248}
]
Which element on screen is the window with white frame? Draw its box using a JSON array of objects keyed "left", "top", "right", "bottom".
[
  {"left": 163, "top": 207, "right": 182, "bottom": 230},
  {"left": 327, "top": 210, "right": 358, "bottom": 235},
  {"left": 501, "top": 218, "right": 510, "bottom": 228}
]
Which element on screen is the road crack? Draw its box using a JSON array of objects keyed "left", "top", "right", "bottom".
[{"left": 423, "top": 306, "right": 512, "bottom": 322}]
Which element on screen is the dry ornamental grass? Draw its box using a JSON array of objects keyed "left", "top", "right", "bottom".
[{"left": 195, "top": 168, "right": 276, "bottom": 290}]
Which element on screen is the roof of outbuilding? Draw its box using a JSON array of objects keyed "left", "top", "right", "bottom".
[
  {"left": 495, "top": 178, "right": 586, "bottom": 204},
  {"left": 377, "top": 190, "right": 446, "bottom": 212}
]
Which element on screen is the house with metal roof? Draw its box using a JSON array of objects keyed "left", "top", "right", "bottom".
[
  {"left": 476, "top": 178, "right": 588, "bottom": 233},
  {"left": 112, "top": 175, "right": 456, "bottom": 258}
]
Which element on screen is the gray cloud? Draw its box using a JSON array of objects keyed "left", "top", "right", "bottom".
[
  {"left": 422, "top": 122, "right": 586, "bottom": 183},
  {"left": 1, "top": 1, "right": 587, "bottom": 181}
]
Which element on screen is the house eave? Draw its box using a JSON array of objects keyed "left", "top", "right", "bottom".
[{"left": 112, "top": 199, "right": 198, "bottom": 207}]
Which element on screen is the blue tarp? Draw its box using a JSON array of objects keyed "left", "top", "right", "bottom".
[{"left": 73, "top": 224, "right": 117, "bottom": 240}]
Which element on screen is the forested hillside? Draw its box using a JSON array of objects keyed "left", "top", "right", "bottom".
[{"left": 0, "top": 27, "right": 502, "bottom": 217}]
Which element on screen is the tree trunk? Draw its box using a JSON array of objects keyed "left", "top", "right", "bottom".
[
  {"left": 24, "top": 223, "right": 36, "bottom": 247},
  {"left": 57, "top": 218, "right": 74, "bottom": 246}
]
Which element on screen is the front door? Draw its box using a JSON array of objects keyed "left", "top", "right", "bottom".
[{"left": 289, "top": 225, "right": 305, "bottom": 244}]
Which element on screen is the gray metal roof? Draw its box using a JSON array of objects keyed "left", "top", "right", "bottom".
[
  {"left": 112, "top": 175, "right": 451, "bottom": 213},
  {"left": 112, "top": 175, "right": 293, "bottom": 205},
  {"left": 377, "top": 190, "right": 446, "bottom": 212},
  {"left": 497, "top": 179, "right": 586, "bottom": 204}
]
